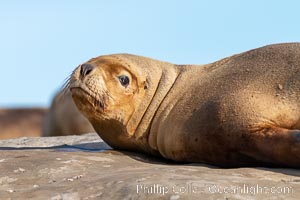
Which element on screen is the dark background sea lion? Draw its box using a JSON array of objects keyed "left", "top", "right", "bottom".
[
  {"left": 69, "top": 43, "right": 300, "bottom": 167},
  {"left": 0, "top": 89, "right": 95, "bottom": 139},
  {"left": 42, "top": 90, "right": 95, "bottom": 137},
  {"left": 0, "top": 108, "right": 47, "bottom": 139}
]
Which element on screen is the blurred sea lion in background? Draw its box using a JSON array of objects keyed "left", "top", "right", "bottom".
[
  {"left": 0, "top": 108, "right": 47, "bottom": 139},
  {"left": 42, "top": 90, "right": 95, "bottom": 136}
]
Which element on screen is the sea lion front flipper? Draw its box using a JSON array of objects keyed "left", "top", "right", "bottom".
[{"left": 248, "top": 126, "right": 300, "bottom": 167}]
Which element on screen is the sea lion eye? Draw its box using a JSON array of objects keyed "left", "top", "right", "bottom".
[{"left": 118, "top": 75, "right": 130, "bottom": 87}]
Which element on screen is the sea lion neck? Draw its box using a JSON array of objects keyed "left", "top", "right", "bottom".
[
  {"left": 126, "top": 61, "right": 180, "bottom": 141},
  {"left": 99, "top": 54, "right": 180, "bottom": 141}
]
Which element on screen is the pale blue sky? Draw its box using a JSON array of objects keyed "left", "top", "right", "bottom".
[{"left": 1, "top": 1, "right": 300, "bottom": 107}]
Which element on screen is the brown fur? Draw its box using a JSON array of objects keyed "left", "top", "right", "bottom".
[{"left": 69, "top": 43, "right": 300, "bottom": 167}]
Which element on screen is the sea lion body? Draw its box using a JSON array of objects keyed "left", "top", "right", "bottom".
[{"left": 69, "top": 43, "right": 300, "bottom": 167}]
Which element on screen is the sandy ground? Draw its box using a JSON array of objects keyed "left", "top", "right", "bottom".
[{"left": 0, "top": 133, "right": 299, "bottom": 200}]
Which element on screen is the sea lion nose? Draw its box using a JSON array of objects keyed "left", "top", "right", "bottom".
[{"left": 80, "top": 63, "right": 95, "bottom": 78}]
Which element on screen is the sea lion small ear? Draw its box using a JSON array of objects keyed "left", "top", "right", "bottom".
[{"left": 143, "top": 79, "right": 149, "bottom": 90}]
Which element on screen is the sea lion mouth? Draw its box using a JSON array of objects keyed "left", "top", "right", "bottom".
[{"left": 70, "top": 86, "right": 105, "bottom": 109}]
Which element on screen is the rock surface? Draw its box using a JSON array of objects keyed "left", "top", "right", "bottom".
[{"left": 0, "top": 133, "right": 299, "bottom": 200}]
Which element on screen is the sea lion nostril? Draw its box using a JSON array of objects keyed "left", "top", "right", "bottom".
[{"left": 80, "top": 63, "right": 95, "bottom": 78}]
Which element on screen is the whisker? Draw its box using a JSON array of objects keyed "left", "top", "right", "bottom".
[{"left": 58, "top": 70, "right": 74, "bottom": 102}]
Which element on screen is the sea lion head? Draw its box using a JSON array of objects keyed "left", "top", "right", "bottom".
[
  {"left": 69, "top": 55, "right": 147, "bottom": 125},
  {"left": 70, "top": 57, "right": 146, "bottom": 118},
  {"left": 67, "top": 54, "right": 178, "bottom": 150}
]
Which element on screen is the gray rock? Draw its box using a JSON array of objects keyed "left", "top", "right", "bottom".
[{"left": 0, "top": 133, "right": 299, "bottom": 199}]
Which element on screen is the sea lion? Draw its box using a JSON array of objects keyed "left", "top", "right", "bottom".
[
  {"left": 0, "top": 108, "right": 47, "bottom": 139},
  {"left": 67, "top": 43, "right": 300, "bottom": 167},
  {"left": 42, "top": 90, "right": 95, "bottom": 137}
]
